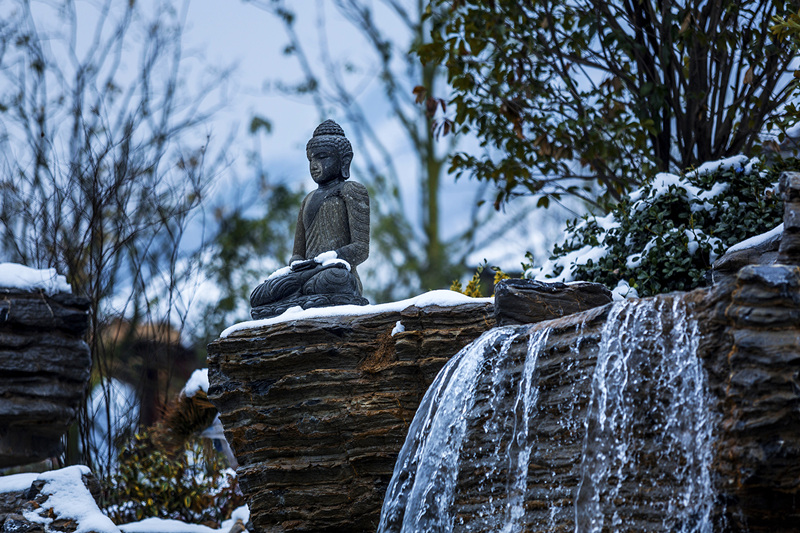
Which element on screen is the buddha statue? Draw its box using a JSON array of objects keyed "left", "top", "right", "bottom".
[{"left": 249, "top": 120, "right": 370, "bottom": 319}]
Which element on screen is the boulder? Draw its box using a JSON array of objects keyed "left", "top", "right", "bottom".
[
  {"left": 207, "top": 300, "right": 495, "bottom": 532},
  {"left": 493, "top": 278, "right": 612, "bottom": 325},
  {"left": 0, "top": 290, "right": 90, "bottom": 467}
]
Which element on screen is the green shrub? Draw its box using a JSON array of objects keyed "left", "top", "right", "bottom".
[
  {"left": 102, "top": 430, "right": 244, "bottom": 526},
  {"left": 529, "top": 156, "right": 797, "bottom": 297}
]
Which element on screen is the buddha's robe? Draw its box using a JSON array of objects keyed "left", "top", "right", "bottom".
[
  {"left": 250, "top": 179, "right": 369, "bottom": 308},
  {"left": 292, "top": 180, "right": 370, "bottom": 290}
]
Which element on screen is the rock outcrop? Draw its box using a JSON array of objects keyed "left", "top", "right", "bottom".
[
  {"left": 493, "top": 278, "right": 612, "bottom": 325},
  {"left": 210, "top": 275, "right": 800, "bottom": 532},
  {"left": 706, "top": 264, "right": 800, "bottom": 531},
  {"left": 378, "top": 266, "right": 800, "bottom": 532},
  {"left": 0, "top": 290, "right": 90, "bottom": 467},
  {"left": 210, "top": 172, "right": 800, "bottom": 532},
  {"left": 208, "top": 301, "right": 495, "bottom": 532}
]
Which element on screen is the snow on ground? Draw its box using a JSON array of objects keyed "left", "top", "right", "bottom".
[
  {"left": 119, "top": 505, "right": 249, "bottom": 533},
  {"left": 0, "top": 263, "right": 71, "bottom": 295},
  {"left": 184, "top": 368, "right": 209, "bottom": 397},
  {"left": 21, "top": 465, "right": 120, "bottom": 533},
  {"left": 221, "top": 290, "right": 493, "bottom": 337}
]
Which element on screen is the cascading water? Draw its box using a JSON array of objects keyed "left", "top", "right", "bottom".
[
  {"left": 378, "top": 326, "right": 551, "bottom": 532},
  {"left": 378, "top": 296, "right": 715, "bottom": 533},
  {"left": 575, "top": 298, "right": 715, "bottom": 532}
]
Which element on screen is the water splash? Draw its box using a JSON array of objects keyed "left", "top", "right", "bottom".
[{"left": 575, "top": 297, "right": 714, "bottom": 532}]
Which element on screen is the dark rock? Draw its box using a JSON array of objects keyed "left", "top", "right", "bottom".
[
  {"left": 493, "top": 278, "right": 612, "bottom": 325},
  {"left": 712, "top": 231, "right": 781, "bottom": 283},
  {"left": 207, "top": 300, "right": 495, "bottom": 533},
  {"left": 708, "top": 264, "right": 800, "bottom": 531},
  {"left": 0, "top": 290, "right": 90, "bottom": 468},
  {"left": 2, "top": 514, "right": 44, "bottom": 533},
  {"left": 381, "top": 266, "right": 800, "bottom": 532},
  {"left": 210, "top": 263, "right": 800, "bottom": 531},
  {"left": 778, "top": 172, "right": 800, "bottom": 264}
]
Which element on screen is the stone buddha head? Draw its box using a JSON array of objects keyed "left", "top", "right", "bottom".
[{"left": 306, "top": 120, "right": 353, "bottom": 185}]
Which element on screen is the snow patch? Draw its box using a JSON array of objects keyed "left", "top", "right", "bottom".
[
  {"left": 687, "top": 154, "right": 749, "bottom": 177},
  {"left": 684, "top": 229, "right": 700, "bottom": 256},
  {"left": 0, "top": 472, "right": 38, "bottom": 493},
  {"left": 23, "top": 466, "right": 120, "bottom": 533},
  {"left": 611, "top": 280, "right": 639, "bottom": 301},
  {"left": 391, "top": 320, "right": 405, "bottom": 336},
  {"left": 0, "top": 263, "right": 71, "bottom": 295},
  {"left": 266, "top": 265, "right": 292, "bottom": 281},
  {"left": 726, "top": 223, "right": 784, "bottom": 254},
  {"left": 530, "top": 245, "right": 607, "bottom": 284},
  {"left": 119, "top": 518, "right": 217, "bottom": 533},
  {"left": 265, "top": 252, "right": 351, "bottom": 281},
  {"left": 119, "top": 504, "right": 249, "bottom": 533},
  {"left": 221, "top": 290, "right": 493, "bottom": 338},
  {"left": 184, "top": 369, "right": 209, "bottom": 398},
  {"left": 625, "top": 238, "right": 657, "bottom": 268}
]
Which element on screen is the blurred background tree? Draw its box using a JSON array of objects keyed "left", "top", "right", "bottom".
[
  {"left": 0, "top": 0, "right": 230, "bottom": 475},
  {"left": 419, "top": 0, "right": 800, "bottom": 210}
]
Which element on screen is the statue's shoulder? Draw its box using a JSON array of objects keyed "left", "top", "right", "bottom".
[{"left": 342, "top": 180, "right": 369, "bottom": 200}]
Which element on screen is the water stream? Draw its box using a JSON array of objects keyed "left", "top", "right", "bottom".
[{"left": 378, "top": 297, "right": 715, "bottom": 533}]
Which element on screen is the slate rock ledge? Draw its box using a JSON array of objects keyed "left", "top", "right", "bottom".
[
  {"left": 207, "top": 301, "right": 495, "bottom": 532},
  {"left": 0, "top": 289, "right": 90, "bottom": 467}
]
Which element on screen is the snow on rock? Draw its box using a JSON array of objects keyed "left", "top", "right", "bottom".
[
  {"left": 183, "top": 368, "right": 209, "bottom": 398},
  {"left": 611, "top": 280, "right": 639, "bottom": 301},
  {"left": 0, "top": 472, "right": 38, "bottom": 493},
  {"left": 0, "top": 262, "right": 71, "bottom": 295},
  {"left": 726, "top": 223, "right": 784, "bottom": 254},
  {"left": 221, "top": 290, "right": 493, "bottom": 338},
  {"left": 22, "top": 465, "right": 120, "bottom": 533},
  {"left": 391, "top": 320, "right": 405, "bottom": 336}
]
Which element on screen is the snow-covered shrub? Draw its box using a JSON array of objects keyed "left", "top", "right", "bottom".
[
  {"left": 102, "top": 430, "right": 244, "bottom": 526},
  {"left": 529, "top": 156, "right": 797, "bottom": 297}
]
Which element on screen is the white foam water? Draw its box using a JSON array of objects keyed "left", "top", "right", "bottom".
[{"left": 575, "top": 298, "right": 714, "bottom": 532}]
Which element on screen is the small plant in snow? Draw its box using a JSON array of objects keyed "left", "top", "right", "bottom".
[
  {"left": 528, "top": 156, "right": 796, "bottom": 297},
  {"left": 101, "top": 430, "right": 244, "bottom": 526}
]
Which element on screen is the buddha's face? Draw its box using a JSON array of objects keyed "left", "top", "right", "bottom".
[{"left": 308, "top": 145, "right": 342, "bottom": 185}]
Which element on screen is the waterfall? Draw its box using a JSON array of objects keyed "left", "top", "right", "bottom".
[
  {"left": 575, "top": 298, "right": 714, "bottom": 532},
  {"left": 378, "top": 325, "right": 550, "bottom": 532},
  {"left": 379, "top": 296, "right": 715, "bottom": 533}
]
